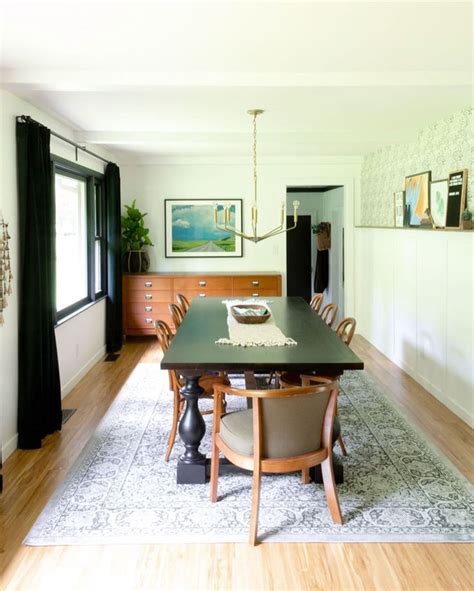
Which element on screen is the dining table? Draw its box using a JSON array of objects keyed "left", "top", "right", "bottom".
[{"left": 161, "top": 296, "right": 364, "bottom": 484}]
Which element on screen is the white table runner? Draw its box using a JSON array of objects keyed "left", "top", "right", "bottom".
[{"left": 215, "top": 300, "right": 297, "bottom": 347}]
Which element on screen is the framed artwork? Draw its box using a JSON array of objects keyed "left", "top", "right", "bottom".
[
  {"left": 405, "top": 171, "right": 431, "bottom": 226},
  {"left": 430, "top": 179, "right": 448, "bottom": 228},
  {"left": 446, "top": 169, "right": 468, "bottom": 229},
  {"left": 165, "top": 199, "right": 243, "bottom": 258},
  {"left": 393, "top": 191, "right": 405, "bottom": 227}
]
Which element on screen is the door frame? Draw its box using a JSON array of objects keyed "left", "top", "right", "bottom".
[{"left": 279, "top": 175, "right": 357, "bottom": 318}]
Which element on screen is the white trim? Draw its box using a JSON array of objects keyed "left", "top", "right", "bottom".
[
  {"left": 2, "top": 433, "right": 18, "bottom": 463},
  {"left": 60, "top": 345, "right": 106, "bottom": 399}
]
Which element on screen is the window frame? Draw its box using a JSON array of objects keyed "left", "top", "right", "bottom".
[{"left": 52, "top": 156, "right": 107, "bottom": 322}]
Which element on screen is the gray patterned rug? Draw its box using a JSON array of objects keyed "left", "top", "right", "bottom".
[{"left": 25, "top": 361, "right": 474, "bottom": 545}]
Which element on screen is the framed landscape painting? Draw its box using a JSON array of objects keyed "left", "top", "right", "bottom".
[
  {"left": 405, "top": 171, "right": 431, "bottom": 226},
  {"left": 165, "top": 199, "right": 243, "bottom": 258}
]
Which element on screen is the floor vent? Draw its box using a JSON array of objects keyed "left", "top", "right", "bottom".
[
  {"left": 62, "top": 409, "right": 77, "bottom": 425},
  {"left": 104, "top": 353, "right": 120, "bottom": 362}
]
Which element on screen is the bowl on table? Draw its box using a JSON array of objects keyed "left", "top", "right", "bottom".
[{"left": 230, "top": 304, "right": 271, "bottom": 324}]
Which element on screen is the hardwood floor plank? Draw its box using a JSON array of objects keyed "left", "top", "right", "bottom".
[{"left": 1, "top": 335, "right": 472, "bottom": 591}]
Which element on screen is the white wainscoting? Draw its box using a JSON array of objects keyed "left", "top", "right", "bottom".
[{"left": 355, "top": 228, "right": 474, "bottom": 427}]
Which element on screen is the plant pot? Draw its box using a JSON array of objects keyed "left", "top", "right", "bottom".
[
  {"left": 124, "top": 250, "right": 150, "bottom": 273},
  {"left": 461, "top": 219, "right": 473, "bottom": 230}
]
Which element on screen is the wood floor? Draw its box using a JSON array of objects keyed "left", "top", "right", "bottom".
[{"left": 1, "top": 336, "right": 473, "bottom": 591}]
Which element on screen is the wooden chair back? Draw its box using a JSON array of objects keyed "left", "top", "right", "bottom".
[
  {"left": 335, "top": 317, "right": 356, "bottom": 346},
  {"left": 155, "top": 320, "right": 179, "bottom": 392},
  {"left": 176, "top": 293, "right": 190, "bottom": 314},
  {"left": 321, "top": 303, "right": 338, "bottom": 327},
  {"left": 169, "top": 303, "right": 184, "bottom": 329},
  {"left": 310, "top": 293, "right": 323, "bottom": 313}
]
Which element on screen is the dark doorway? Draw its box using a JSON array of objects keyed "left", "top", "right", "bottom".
[{"left": 286, "top": 215, "right": 312, "bottom": 303}]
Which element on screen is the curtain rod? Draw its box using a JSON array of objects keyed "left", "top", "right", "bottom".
[{"left": 17, "top": 115, "right": 114, "bottom": 166}]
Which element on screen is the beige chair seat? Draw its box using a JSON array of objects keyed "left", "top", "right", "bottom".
[{"left": 221, "top": 408, "right": 341, "bottom": 459}]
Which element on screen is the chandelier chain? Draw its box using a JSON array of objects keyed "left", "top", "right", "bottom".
[{"left": 253, "top": 112, "right": 258, "bottom": 206}]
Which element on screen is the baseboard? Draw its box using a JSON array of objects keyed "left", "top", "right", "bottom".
[
  {"left": 61, "top": 345, "right": 107, "bottom": 399},
  {"left": 2, "top": 433, "right": 18, "bottom": 463}
]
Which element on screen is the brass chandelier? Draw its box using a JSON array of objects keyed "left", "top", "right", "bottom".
[{"left": 214, "top": 109, "right": 299, "bottom": 243}]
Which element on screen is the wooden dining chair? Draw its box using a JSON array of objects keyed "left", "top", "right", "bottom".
[
  {"left": 310, "top": 293, "right": 323, "bottom": 313},
  {"left": 210, "top": 381, "right": 343, "bottom": 545},
  {"left": 176, "top": 293, "right": 190, "bottom": 315},
  {"left": 320, "top": 303, "right": 338, "bottom": 327},
  {"left": 335, "top": 317, "right": 356, "bottom": 346},
  {"left": 169, "top": 303, "right": 184, "bottom": 330},
  {"left": 155, "top": 320, "right": 229, "bottom": 462}
]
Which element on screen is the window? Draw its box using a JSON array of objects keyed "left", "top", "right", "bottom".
[{"left": 53, "top": 158, "right": 106, "bottom": 320}]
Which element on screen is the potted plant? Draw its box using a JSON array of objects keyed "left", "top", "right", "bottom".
[
  {"left": 461, "top": 207, "right": 472, "bottom": 230},
  {"left": 121, "top": 199, "right": 154, "bottom": 272}
]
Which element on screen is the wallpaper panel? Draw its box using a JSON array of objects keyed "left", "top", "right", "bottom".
[{"left": 360, "top": 108, "right": 473, "bottom": 226}]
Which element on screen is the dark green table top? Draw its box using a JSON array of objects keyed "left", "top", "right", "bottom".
[{"left": 161, "top": 297, "right": 364, "bottom": 374}]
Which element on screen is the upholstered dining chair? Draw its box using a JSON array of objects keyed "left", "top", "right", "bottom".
[
  {"left": 310, "top": 293, "right": 323, "bottom": 313},
  {"left": 210, "top": 381, "right": 343, "bottom": 545},
  {"left": 169, "top": 303, "right": 184, "bottom": 330},
  {"left": 320, "top": 303, "right": 338, "bottom": 327},
  {"left": 155, "top": 320, "right": 229, "bottom": 462},
  {"left": 176, "top": 293, "right": 190, "bottom": 315}
]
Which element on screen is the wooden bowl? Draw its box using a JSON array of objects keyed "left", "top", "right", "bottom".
[{"left": 230, "top": 304, "right": 271, "bottom": 324}]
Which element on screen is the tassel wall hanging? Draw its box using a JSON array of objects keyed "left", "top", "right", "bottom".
[{"left": 0, "top": 216, "right": 13, "bottom": 325}]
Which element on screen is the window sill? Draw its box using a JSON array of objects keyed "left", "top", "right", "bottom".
[{"left": 55, "top": 295, "right": 107, "bottom": 328}]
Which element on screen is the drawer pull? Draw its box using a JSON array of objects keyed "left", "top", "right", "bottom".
[
  {"left": 145, "top": 305, "right": 153, "bottom": 312},
  {"left": 199, "top": 293, "right": 206, "bottom": 297},
  {"left": 144, "top": 281, "right": 153, "bottom": 288},
  {"left": 145, "top": 318, "right": 153, "bottom": 324},
  {"left": 251, "top": 280, "right": 259, "bottom": 286},
  {"left": 144, "top": 294, "right": 153, "bottom": 300},
  {"left": 199, "top": 281, "right": 206, "bottom": 287},
  {"left": 252, "top": 293, "right": 259, "bottom": 297}
]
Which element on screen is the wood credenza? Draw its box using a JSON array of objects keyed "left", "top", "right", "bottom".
[{"left": 122, "top": 272, "right": 282, "bottom": 336}]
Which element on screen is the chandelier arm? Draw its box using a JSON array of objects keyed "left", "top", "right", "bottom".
[{"left": 216, "top": 224, "right": 253, "bottom": 240}]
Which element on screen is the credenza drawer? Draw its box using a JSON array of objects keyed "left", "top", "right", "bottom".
[
  {"left": 125, "top": 312, "right": 173, "bottom": 329},
  {"left": 177, "top": 289, "right": 231, "bottom": 301},
  {"left": 124, "top": 302, "right": 171, "bottom": 316},
  {"left": 232, "top": 276, "right": 280, "bottom": 291},
  {"left": 173, "top": 276, "right": 233, "bottom": 291},
  {"left": 233, "top": 288, "right": 279, "bottom": 298},
  {"left": 124, "top": 275, "right": 172, "bottom": 290},
  {"left": 124, "top": 290, "right": 172, "bottom": 303}
]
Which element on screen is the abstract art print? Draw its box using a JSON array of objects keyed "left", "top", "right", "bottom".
[
  {"left": 430, "top": 179, "right": 448, "bottom": 228},
  {"left": 405, "top": 171, "right": 431, "bottom": 226},
  {"left": 165, "top": 199, "right": 243, "bottom": 258}
]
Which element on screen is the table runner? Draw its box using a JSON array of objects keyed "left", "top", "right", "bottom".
[{"left": 215, "top": 300, "right": 297, "bottom": 347}]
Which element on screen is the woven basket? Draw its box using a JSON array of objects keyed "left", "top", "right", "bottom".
[{"left": 230, "top": 304, "right": 271, "bottom": 324}]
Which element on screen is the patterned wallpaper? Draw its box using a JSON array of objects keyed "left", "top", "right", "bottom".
[{"left": 360, "top": 108, "right": 473, "bottom": 226}]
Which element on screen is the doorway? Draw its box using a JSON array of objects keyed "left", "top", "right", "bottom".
[{"left": 285, "top": 186, "right": 345, "bottom": 319}]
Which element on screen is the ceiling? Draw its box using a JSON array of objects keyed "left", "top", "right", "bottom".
[{"left": 1, "top": 1, "right": 472, "bottom": 161}]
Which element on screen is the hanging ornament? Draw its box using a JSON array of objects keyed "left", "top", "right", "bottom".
[{"left": 0, "top": 216, "right": 13, "bottom": 325}]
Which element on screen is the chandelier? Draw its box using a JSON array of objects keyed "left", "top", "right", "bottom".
[{"left": 214, "top": 109, "right": 299, "bottom": 243}]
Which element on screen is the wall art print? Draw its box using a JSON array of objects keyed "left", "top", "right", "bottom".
[
  {"left": 430, "top": 179, "right": 448, "bottom": 228},
  {"left": 405, "top": 171, "right": 431, "bottom": 226},
  {"left": 165, "top": 199, "right": 243, "bottom": 258},
  {"left": 0, "top": 216, "right": 13, "bottom": 325},
  {"left": 393, "top": 191, "right": 405, "bottom": 227}
]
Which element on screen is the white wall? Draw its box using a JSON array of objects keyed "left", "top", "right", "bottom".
[
  {"left": 355, "top": 228, "right": 474, "bottom": 427},
  {"left": 120, "top": 156, "right": 361, "bottom": 310},
  {"left": 0, "top": 89, "right": 114, "bottom": 460}
]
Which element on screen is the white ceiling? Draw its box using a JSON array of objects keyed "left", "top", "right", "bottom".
[{"left": 1, "top": 1, "right": 472, "bottom": 161}]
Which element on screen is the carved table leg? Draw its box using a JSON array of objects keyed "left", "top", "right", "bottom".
[{"left": 176, "top": 374, "right": 207, "bottom": 484}]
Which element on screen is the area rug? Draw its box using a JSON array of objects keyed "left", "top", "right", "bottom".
[{"left": 25, "top": 362, "right": 474, "bottom": 545}]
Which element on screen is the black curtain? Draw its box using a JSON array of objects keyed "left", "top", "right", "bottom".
[
  {"left": 105, "top": 163, "right": 123, "bottom": 352},
  {"left": 17, "top": 119, "right": 62, "bottom": 449}
]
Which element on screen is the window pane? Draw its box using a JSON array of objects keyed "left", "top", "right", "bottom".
[
  {"left": 95, "top": 239, "right": 102, "bottom": 294},
  {"left": 55, "top": 174, "right": 88, "bottom": 311}
]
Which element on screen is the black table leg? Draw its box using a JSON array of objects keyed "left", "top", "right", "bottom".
[{"left": 176, "top": 374, "right": 207, "bottom": 484}]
